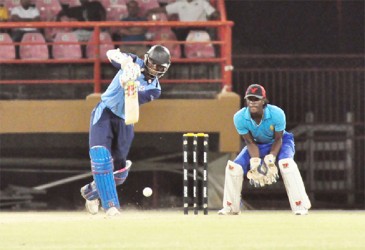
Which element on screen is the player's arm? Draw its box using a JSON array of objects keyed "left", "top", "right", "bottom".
[
  {"left": 242, "top": 133, "right": 260, "bottom": 158},
  {"left": 138, "top": 89, "right": 161, "bottom": 105},
  {"left": 243, "top": 133, "right": 266, "bottom": 187},
  {"left": 106, "top": 49, "right": 133, "bottom": 69}
]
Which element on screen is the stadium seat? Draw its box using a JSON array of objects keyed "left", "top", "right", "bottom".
[
  {"left": 0, "top": 33, "right": 16, "bottom": 59},
  {"left": 135, "top": 0, "right": 159, "bottom": 16},
  {"left": 106, "top": 4, "right": 128, "bottom": 21},
  {"left": 98, "top": 0, "right": 126, "bottom": 9},
  {"left": 58, "top": 0, "right": 80, "bottom": 7},
  {"left": 35, "top": 0, "right": 62, "bottom": 21},
  {"left": 4, "top": 0, "right": 20, "bottom": 11},
  {"left": 157, "top": 0, "right": 176, "bottom": 3},
  {"left": 52, "top": 32, "right": 82, "bottom": 59},
  {"left": 151, "top": 28, "right": 181, "bottom": 58},
  {"left": 147, "top": 12, "right": 168, "bottom": 22},
  {"left": 19, "top": 32, "right": 49, "bottom": 60},
  {"left": 184, "top": 30, "right": 215, "bottom": 58},
  {"left": 44, "top": 16, "right": 76, "bottom": 41},
  {"left": 86, "top": 32, "right": 114, "bottom": 59}
]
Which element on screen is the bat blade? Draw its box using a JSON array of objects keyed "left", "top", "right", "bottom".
[{"left": 124, "top": 81, "right": 139, "bottom": 125}]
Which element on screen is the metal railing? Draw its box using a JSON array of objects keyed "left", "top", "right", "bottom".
[{"left": 0, "top": 20, "right": 233, "bottom": 92}]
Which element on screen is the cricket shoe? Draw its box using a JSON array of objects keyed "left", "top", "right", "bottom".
[
  {"left": 85, "top": 199, "right": 99, "bottom": 215},
  {"left": 294, "top": 209, "right": 308, "bottom": 215},
  {"left": 217, "top": 206, "right": 240, "bottom": 215},
  {"left": 106, "top": 206, "right": 120, "bottom": 217}
]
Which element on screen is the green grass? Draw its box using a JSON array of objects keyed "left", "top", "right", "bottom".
[{"left": 0, "top": 210, "right": 365, "bottom": 250}]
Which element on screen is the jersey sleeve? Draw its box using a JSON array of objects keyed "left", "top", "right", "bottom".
[
  {"left": 138, "top": 89, "right": 161, "bottom": 105},
  {"left": 273, "top": 107, "right": 286, "bottom": 132},
  {"left": 233, "top": 110, "right": 249, "bottom": 135}
]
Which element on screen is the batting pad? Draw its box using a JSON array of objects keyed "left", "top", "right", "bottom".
[
  {"left": 90, "top": 146, "right": 120, "bottom": 210},
  {"left": 223, "top": 160, "right": 244, "bottom": 213},
  {"left": 279, "top": 158, "right": 311, "bottom": 212}
]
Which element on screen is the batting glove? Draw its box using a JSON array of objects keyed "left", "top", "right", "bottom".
[{"left": 120, "top": 61, "right": 141, "bottom": 87}]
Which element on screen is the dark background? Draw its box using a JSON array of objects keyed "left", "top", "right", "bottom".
[{"left": 226, "top": 0, "right": 364, "bottom": 54}]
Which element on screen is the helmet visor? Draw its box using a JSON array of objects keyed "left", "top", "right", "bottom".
[{"left": 144, "top": 55, "right": 170, "bottom": 79}]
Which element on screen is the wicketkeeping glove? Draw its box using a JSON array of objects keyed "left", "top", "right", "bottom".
[
  {"left": 247, "top": 157, "right": 267, "bottom": 187},
  {"left": 264, "top": 154, "right": 280, "bottom": 183}
]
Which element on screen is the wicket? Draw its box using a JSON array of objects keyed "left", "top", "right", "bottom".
[{"left": 183, "top": 133, "right": 209, "bottom": 215}]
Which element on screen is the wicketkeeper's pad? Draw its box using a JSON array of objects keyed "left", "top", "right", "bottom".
[
  {"left": 90, "top": 146, "right": 120, "bottom": 210},
  {"left": 279, "top": 158, "right": 311, "bottom": 213},
  {"left": 222, "top": 160, "right": 244, "bottom": 213}
]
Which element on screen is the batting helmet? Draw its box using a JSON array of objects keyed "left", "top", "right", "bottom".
[{"left": 143, "top": 45, "right": 171, "bottom": 79}]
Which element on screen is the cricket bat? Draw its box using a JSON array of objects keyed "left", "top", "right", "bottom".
[{"left": 124, "top": 80, "right": 139, "bottom": 125}]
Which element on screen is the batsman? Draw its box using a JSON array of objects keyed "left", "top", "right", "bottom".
[
  {"left": 218, "top": 84, "right": 311, "bottom": 215},
  {"left": 80, "top": 45, "right": 171, "bottom": 216}
]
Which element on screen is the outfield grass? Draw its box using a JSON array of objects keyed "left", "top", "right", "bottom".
[{"left": 0, "top": 210, "right": 364, "bottom": 250}]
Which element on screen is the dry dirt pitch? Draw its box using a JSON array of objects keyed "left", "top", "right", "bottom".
[{"left": 0, "top": 210, "right": 364, "bottom": 250}]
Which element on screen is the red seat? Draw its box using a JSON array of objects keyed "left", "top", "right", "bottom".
[
  {"left": 4, "top": 0, "right": 20, "bottom": 11},
  {"left": 86, "top": 32, "right": 114, "bottom": 59},
  {"left": 135, "top": 0, "right": 159, "bottom": 15},
  {"left": 19, "top": 32, "right": 49, "bottom": 60},
  {"left": 157, "top": 0, "right": 175, "bottom": 3},
  {"left": 44, "top": 16, "right": 76, "bottom": 41},
  {"left": 184, "top": 30, "right": 215, "bottom": 58},
  {"left": 97, "top": 0, "right": 126, "bottom": 9},
  {"left": 58, "top": 0, "right": 80, "bottom": 7},
  {"left": 35, "top": 0, "right": 62, "bottom": 21},
  {"left": 151, "top": 28, "right": 181, "bottom": 58},
  {"left": 0, "top": 33, "right": 16, "bottom": 59},
  {"left": 106, "top": 4, "right": 128, "bottom": 21},
  {"left": 147, "top": 12, "right": 168, "bottom": 22},
  {"left": 52, "top": 32, "right": 82, "bottom": 59}
]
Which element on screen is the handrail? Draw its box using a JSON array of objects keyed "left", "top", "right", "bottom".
[{"left": 0, "top": 1, "right": 234, "bottom": 93}]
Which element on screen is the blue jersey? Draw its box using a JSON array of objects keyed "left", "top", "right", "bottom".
[
  {"left": 233, "top": 104, "right": 286, "bottom": 144},
  {"left": 92, "top": 53, "right": 161, "bottom": 125}
]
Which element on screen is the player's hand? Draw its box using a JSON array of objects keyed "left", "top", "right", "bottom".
[
  {"left": 264, "top": 154, "right": 279, "bottom": 181},
  {"left": 106, "top": 49, "right": 135, "bottom": 70},
  {"left": 247, "top": 157, "right": 266, "bottom": 187},
  {"left": 120, "top": 62, "right": 141, "bottom": 87}
]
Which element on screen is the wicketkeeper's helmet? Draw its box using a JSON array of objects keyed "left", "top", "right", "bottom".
[{"left": 144, "top": 45, "right": 171, "bottom": 79}]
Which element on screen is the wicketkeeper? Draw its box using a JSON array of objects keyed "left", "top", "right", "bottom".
[
  {"left": 218, "top": 84, "right": 311, "bottom": 215},
  {"left": 80, "top": 45, "right": 171, "bottom": 216}
]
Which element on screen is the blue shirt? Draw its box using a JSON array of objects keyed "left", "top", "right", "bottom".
[
  {"left": 92, "top": 53, "right": 161, "bottom": 125},
  {"left": 233, "top": 104, "right": 286, "bottom": 144}
]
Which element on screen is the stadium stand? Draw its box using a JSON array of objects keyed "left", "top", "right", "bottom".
[
  {"left": 151, "top": 27, "right": 180, "bottom": 58},
  {"left": 36, "top": 0, "right": 62, "bottom": 21},
  {"left": 0, "top": 33, "right": 16, "bottom": 59},
  {"left": 19, "top": 32, "right": 49, "bottom": 59},
  {"left": 105, "top": 3, "right": 127, "bottom": 21},
  {"left": 52, "top": 32, "right": 82, "bottom": 59},
  {"left": 135, "top": 0, "right": 159, "bottom": 16},
  {"left": 98, "top": 0, "right": 126, "bottom": 9},
  {"left": 184, "top": 30, "right": 215, "bottom": 58},
  {"left": 86, "top": 31, "right": 114, "bottom": 59},
  {"left": 4, "top": 0, "right": 20, "bottom": 11},
  {"left": 58, "top": 0, "right": 80, "bottom": 7}
]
